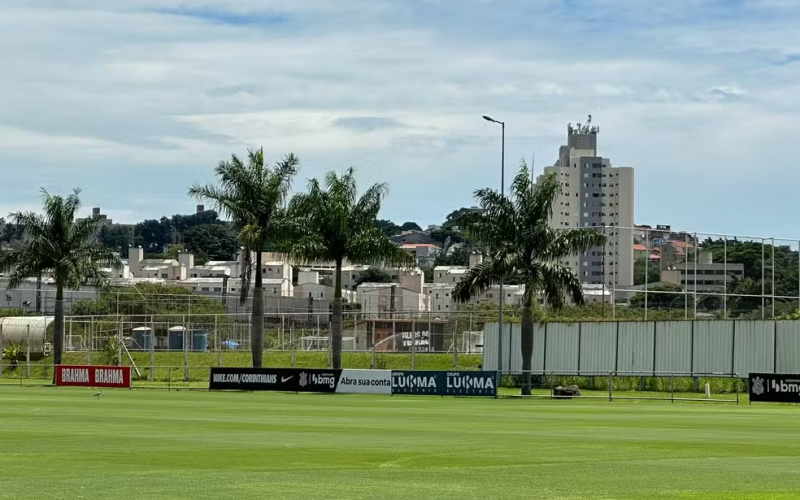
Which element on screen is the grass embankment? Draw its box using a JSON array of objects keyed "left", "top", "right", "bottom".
[{"left": 0, "top": 387, "right": 797, "bottom": 499}]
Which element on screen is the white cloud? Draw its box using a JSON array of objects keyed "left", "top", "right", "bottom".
[{"left": 1, "top": 0, "right": 799, "bottom": 237}]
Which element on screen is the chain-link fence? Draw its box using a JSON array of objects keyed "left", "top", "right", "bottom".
[{"left": 0, "top": 311, "right": 489, "bottom": 385}]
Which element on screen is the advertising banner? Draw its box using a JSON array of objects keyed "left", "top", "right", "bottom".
[
  {"left": 209, "top": 367, "right": 342, "bottom": 393},
  {"left": 391, "top": 370, "right": 444, "bottom": 395},
  {"left": 208, "top": 368, "right": 496, "bottom": 397},
  {"left": 749, "top": 373, "right": 800, "bottom": 404},
  {"left": 336, "top": 369, "right": 392, "bottom": 394},
  {"left": 56, "top": 365, "right": 131, "bottom": 388},
  {"left": 391, "top": 370, "right": 498, "bottom": 396},
  {"left": 443, "top": 371, "right": 497, "bottom": 397},
  {"left": 209, "top": 367, "right": 297, "bottom": 391}
]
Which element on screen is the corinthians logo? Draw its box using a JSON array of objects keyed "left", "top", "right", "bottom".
[
  {"left": 751, "top": 376, "right": 765, "bottom": 396},
  {"left": 299, "top": 371, "right": 308, "bottom": 388}
]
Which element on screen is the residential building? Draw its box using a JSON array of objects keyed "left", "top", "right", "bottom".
[
  {"left": 401, "top": 243, "right": 441, "bottom": 266},
  {"left": 661, "top": 251, "right": 744, "bottom": 293},
  {"left": 293, "top": 270, "right": 355, "bottom": 302},
  {"left": 357, "top": 269, "right": 425, "bottom": 315},
  {"left": 358, "top": 283, "right": 426, "bottom": 315},
  {"left": 390, "top": 230, "right": 436, "bottom": 246},
  {"left": 538, "top": 117, "right": 635, "bottom": 288}
]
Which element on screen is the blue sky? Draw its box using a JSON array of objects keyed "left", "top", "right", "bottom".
[{"left": 2, "top": 0, "right": 800, "bottom": 240}]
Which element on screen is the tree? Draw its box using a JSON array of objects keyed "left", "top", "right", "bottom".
[
  {"left": 629, "top": 282, "right": 692, "bottom": 310},
  {"left": 633, "top": 258, "right": 661, "bottom": 286},
  {"left": 285, "top": 168, "right": 414, "bottom": 369},
  {"left": 453, "top": 164, "right": 606, "bottom": 395},
  {"left": 375, "top": 219, "right": 401, "bottom": 237},
  {"left": 135, "top": 218, "right": 171, "bottom": 253},
  {"left": 189, "top": 148, "right": 299, "bottom": 368},
  {"left": 434, "top": 246, "right": 471, "bottom": 267},
  {"left": 98, "top": 225, "right": 132, "bottom": 254},
  {"left": 399, "top": 221, "right": 421, "bottom": 232},
  {"left": 182, "top": 224, "right": 238, "bottom": 262},
  {"left": 0, "top": 189, "right": 121, "bottom": 368},
  {"left": 354, "top": 268, "right": 393, "bottom": 287}
]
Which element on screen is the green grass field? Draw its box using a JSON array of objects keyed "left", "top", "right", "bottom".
[{"left": 2, "top": 387, "right": 799, "bottom": 499}]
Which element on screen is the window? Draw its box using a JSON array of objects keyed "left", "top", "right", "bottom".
[
  {"left": 437, "top": 305, "right": 441, "bottom": 311},
  {"left": 214, "top": 287, "right": 222, "bottom": 292}
]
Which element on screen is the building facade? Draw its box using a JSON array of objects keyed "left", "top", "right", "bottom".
[{"left": 538, "top": 117, "right": 635, "bottom": 288}]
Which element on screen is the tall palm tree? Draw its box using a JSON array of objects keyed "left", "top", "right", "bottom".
[
  {"left": 285, "top": 168, "right": 414, "bottom": 369},
  {"left": 0, "top": 189, "right": 122, "bottom": 368},
  {"left": 189, "top": 148, "right": 299, "bottom": 368},
  {"left": 454, "top": 163, "right": 607, "bottom": 395}
]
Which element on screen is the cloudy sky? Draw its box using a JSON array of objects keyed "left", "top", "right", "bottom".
[{"left": 2, "top": 0, "right": 800, "bottom": 239}]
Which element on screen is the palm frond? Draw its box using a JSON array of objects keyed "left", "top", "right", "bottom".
[{"left": 452, "top": 259, "right": 507, "bottom": 303}]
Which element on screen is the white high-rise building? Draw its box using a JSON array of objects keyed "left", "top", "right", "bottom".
[{"left": 537, "top": 117, "right": 634, "bottom": 288}]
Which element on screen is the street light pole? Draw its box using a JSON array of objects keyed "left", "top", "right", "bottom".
[{"left": 483, "top": 115, "right": 505, "bottom": 383}]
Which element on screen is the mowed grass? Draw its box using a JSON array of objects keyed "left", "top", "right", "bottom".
[{"left": 1, "top": 388, "right": 800, "bottom": 500}]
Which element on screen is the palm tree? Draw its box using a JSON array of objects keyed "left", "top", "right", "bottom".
[
  {"left": 189, "top": 148, "right": 299, "bottom": 368},
  {"left": 453, "top": 163, "right": 607, "bottom": 395},
  {"left": 0, "top": 189, "right": 122, "bottom": 368},
  {"left": 285, "top": 168, "right": 414, "bottom": 369}
]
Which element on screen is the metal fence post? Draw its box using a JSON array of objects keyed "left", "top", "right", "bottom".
[
  {"left": 149, "top": 315, "right": 155, "bottom": 382},
  {"left": 608, "top": 372, "right": 613, "bottom": 402},
  {"left": 25, "top": 325, "right": 31, "bottom": 379},
  {"left": 411, "top": 318, "right": 416, "bottom": 370},
  {"left": 453, "top": 318, "right": 458, "bottom": 370},
  {"left": 290, "top": 323, "right": 296, "bottom": 368},
  {"left": 215, "top": 315, "right": 221, "bottom": 367},
  {"left": 183, "top": 315, "right": 189, "bottom": 382},
  {"left": 117, "top": 317, "right": 123, "bottom": 367},
  {"left": 88, "top": 317, "right": 93, "bottom": 365}
]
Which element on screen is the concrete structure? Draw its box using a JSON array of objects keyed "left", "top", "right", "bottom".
[
  {"left": 293, "top": 270, "right": 355, "bottom": 301},
  {"left": 661, "top": 251, "right": 744, "bottom": 293},
  {"left": 538, "top": 117, "right": 635, "bottom": 289},
  {"left": 433, "top": 266, "right": 469, "bottom": 284},
  {"left": 401, "top": 243, "right": 440, "bottom": 266},
  {"left": 357, "top": 283, "right": 426, "bottom": 315}
]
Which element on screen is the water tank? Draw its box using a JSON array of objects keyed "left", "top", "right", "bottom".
[
  {"left": 168, "top": 326, "right": 185, "bottom": 351},
  {"left": 0, "top": 317, "right": 53, "bottom": 353},
  {"left": 167, "top": 326, "right": 208, "bottom": 352},
  {"left": 191, "top": 331, "right": 208, "bottom": 352},
  {"left": 132, "top": 327, "right": 153, "bottom": 351}
]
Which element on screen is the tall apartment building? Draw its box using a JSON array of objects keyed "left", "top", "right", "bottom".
[{"left": 538, "top": 117, "right": 634, "bottom": 288}]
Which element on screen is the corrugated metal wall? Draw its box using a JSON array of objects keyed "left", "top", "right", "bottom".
[
  {"left": 693, "top": 321, "right": 733, "bottom": 374},
  {"left": 579, "top": 322, "right": 616, "bottom": 374},
  {"left": 655, "top": 321, "right": 692, "bottom": 374},
  {"left": 618, "top": 322, "right": 655, "bottom": 374},
  {"left": 483, "top": 320, "right": 800, "bottom": 375},
  {"left": 544, "top": 323, "right": 580, "bottom": 372},
  {"left": 733, "top": 321, "right": 775, "bottom": 375},
  {"left": 776, "top": 322, "right": 800, "bottom": 374}
]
